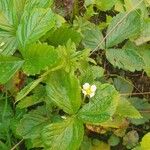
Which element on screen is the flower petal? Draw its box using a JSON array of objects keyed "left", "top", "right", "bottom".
[
  {"left": 82, "top": 89, "right": 87, "bottom": 95},
  {"left": 90, "top": 85, "right": 97, "bottom": 92},
  {"left": 83, "top": 83, "right": 90, "bottom": 90},
  {"left": 89, "top": 92, "right": 95, "bottom": 98}
]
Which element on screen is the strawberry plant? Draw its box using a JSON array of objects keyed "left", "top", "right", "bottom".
[{"left": 0, "top": 0, "right": 150, "bottom": 149}]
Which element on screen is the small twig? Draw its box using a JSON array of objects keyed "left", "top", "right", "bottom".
[
  {"left": 90, "top": 0, "right": 144, "bottom": 54},
  {"left": 121, "top": 91, "right": 150, "bottom": 96},
  {"left": 11, "top": 139, "right": 24, "bottom": 150}
]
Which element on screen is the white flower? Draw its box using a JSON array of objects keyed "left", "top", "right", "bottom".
[{"left": 82, "top": 83, "right": 97, "bottom": 98}]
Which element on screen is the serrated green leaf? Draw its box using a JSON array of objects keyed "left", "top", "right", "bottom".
[
  {"left": 17, "top": 8, "right": 56, "bottom": 50},
  {"left": 123, "top": 41, "right": 150, "bottom": 76},
  {"left": 81, "top": 65, "right": 104, "bottom": 84},
  {"left": 22, "top": 43, "right": 61, "bottom": 75},
  {"left": 84, "top": 0, "right": 95, "bottom": 7},
  {"left": 17, "top": 95, "right": 42, "bottom": 109},
  {"left": 42, "top": 117, "right": 84, "bottom": 150},
  {"left": 124, "top": 0, "right": 148, "bottom": 17},
  {"left": 141, "top": 132, "right": 150, "bottom": 150},
  {"left": 129, "top": 97, "right": 150, "bottom": 125},
  {"left": 135, "top": 19, "right": 150, "bottom": 45},
  {"left": 24, "top": 0, "right": 53, "bottom": 11},
  {"left": 0, "top": 0, "right": 18, "bottom": 55},
  {"left": 113, "top": 77, "right": 133, "bottom": 94},
  {"left": 116, "top": 98, "right": 142, "bottom": 118},
  {"left": 95, "top": 0, "right": 118, "bottom": 11},
  {"left": 0, "top": 31, "right": 17, "bottom": 55},
  {"left": 106, "top": 48, "right": 145, "bottom": 72},
  {"left": 16, "top": 77, "right": 44, "bottom": 102},
  {"left": 16, "top": 64, "right": 64, "bottom": 102},
  {"left": 17, "top": 85, "right": 46, "bottom": 109},
  {"left": 78, "top": 83, "right": 119, "bottom": 124},
  {"left": 82, "top": 27, "right": 104, "bottom": 50},
  {"left": 45, "top": 25, "right": 82, "bottom": 46},
  {"left": 17, "top": 106, "right": 49, "bottom": 139},
  {"left": 106, "top": 11, "right": 141, "bottom": 48},
  {"left": 13, "top": 0, "right": 26, "bottom": 20},
  {"left": 0, "top": 0, "right": 18, "bottom": 29},
  {"left": 46, "top": 70, "right": 81, "bottom": 114},
  {"left": 25, "top": 137, "right": 44, "bottom": 149},
  {"left": 0, "top": 56, "right": 24, "bottom": 84}
]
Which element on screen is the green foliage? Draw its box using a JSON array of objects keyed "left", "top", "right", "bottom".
[
  {"left": 17, "top": 8, "right": 56, "bottom": 50},
  {"left": 108, "top": 134, "right": 120, "bottom": 146},
  {"left": 17, "top": 85, "right": 46, "bottom": 108},
  {"left": 16, "top": 77, "right": 44, "bottom": 102},
  {"left": 116, "top": 98, "right": 142, "bottom": 119},
  {"left": 129, "top": 97, "right": 150, "bottom": 125},
  {"left": 42, "top": 117, "right": 84, "bottom": 150},
  {"left": 91, "top": 139, "right": 110, "bottom": 150},
  {"left": 45, "top": 25, "right": 82, "bottom": 46},
  {"left": 106, "top": 11, "right": 141, "bottom": 48},
  {"left": 135, "top": 18, "right": 150, "bottom": 45},
  {"left": 17, "top": 106, "right": 50, "bottom": 139},
  {"left": 22, "top": 43, "right": 61, "bottom": 75},
  {"left": 106, "top": 48, "right": 145, "bottom": 72},
  {"left": 82, "top": 27, "right": 104, "bottom": 49},
  {"left": 141, "top": 132, "right": 150, "bottom": 150},
  {"left": 46, "top": 70, "right": 81, "bottom": 115},
  {"left": 0, "top": 56, "right": 24, "bottom": 84},
  {"left": 24, "top": 0, "right": 54, "bottom": 10},
  {"left": 95, "top": 0, "right": 118, "bottom": 11},
  {"left": 0, "top": 0, "right": 149, "bottom": 149},
  {"left": 113, "top": 77, "right": 134, "bottom": 94},
  {"left": 78, "top": 83, "right": 119, "bottom": 124}
]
